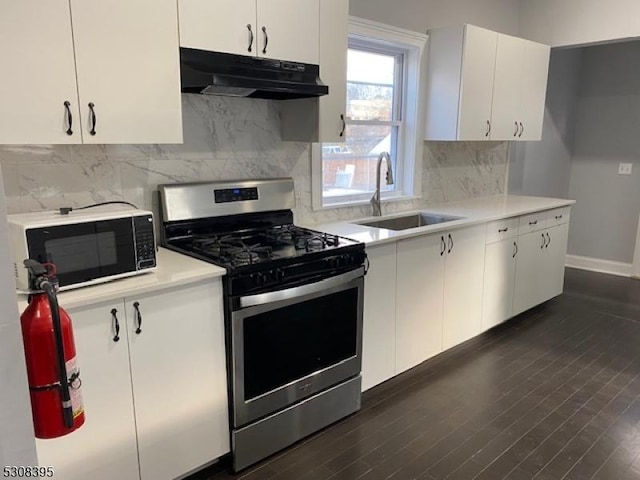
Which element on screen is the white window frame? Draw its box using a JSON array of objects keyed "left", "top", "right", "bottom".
[{"left": 312, "top": 17, "right": 428, "bottom": 210}]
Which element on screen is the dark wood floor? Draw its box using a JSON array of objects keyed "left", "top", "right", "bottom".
[{"left": 194, "top": 268, "right": 640, "bottom": 480}]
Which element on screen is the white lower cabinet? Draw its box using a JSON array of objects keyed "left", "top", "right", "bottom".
[
  {"left": 394, "top": 224, "right": 486, "bottom": 373},
  {"left": 362, "top": 243, "right": 397, "bottom": 391},
  {"left": 35, "top": 301, "right": 139, "bottom": 480},
  {"left": 481, "top": 218, "right": 519, "bottom": 330},
  {"left": 513, "top": 214, "right": 571, "bottom": 316},
  {"left": 395, "top": 233, "right": 445, "bottom": 374},
  {"left": 441, "top": 225, "right": 487, "bottom": 350},
  {"left": 363, "top": 206, "right": 571, "bottom": 382},
  {"left": 36, "top": 281, "right": 229, "bottom": 480}
]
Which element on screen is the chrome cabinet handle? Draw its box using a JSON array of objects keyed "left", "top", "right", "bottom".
[
  {"left": 486, "top": 120, "right": 491, "bottom": 137},
  {"left": 519, "top": 122, "right": 524, "bottom": 138},
  {"left": 339, "top": 114, "right": 346, "bottom": 137},
  {"left": 498, "top": 227, "right": 509, "bottom": 233},
  {"left": 529, "top": 220, "right": 538, "bottom": 226},
  {"left": 133, "top": 301, "right": 142, "bottom": 334},
  {"left": 541, "top": 233, "right": 546, "bottom": 249},
  {"left": 262, "top": 26, "right": 268, "bottom": 54},
  {"left": 111, "top": 308, "right": 120, "bottom": 342},
  {"left": 447, "top": 233, "right": 454, "bottom": 254},
  {"left": 440, "top": 236, "right": 446, "bottom": 256},
  {"left": 555, "top": 214, "right": 563, "bottom": 220},
  {"left": 247, "top": 24, "right": 254, "bottom": 52},
  {"left": 513, "top": 121, "right": 519, "bottom": 137},
  {"left": 546, "top": 232, "right": 551, "bottom": 248},
  {"left": 513, "top": 241, "right": 518, "bottom": 258},
  {"left": 88, "top": 102, "right": 97, "bottom": 136},
  {"left": 64, "top": 101, "right": 73, "bottom": 135}
]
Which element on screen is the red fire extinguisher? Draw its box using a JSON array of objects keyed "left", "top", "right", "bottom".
[{"left": 20, "top": 259, "right": 85, "bottom": 439}]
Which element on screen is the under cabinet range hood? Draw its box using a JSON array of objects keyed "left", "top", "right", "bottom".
[{"left": 179, "top": 48, "right": 329, "bottom": 100}]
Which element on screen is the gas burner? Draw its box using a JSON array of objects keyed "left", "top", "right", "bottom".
[
  {"left": 264, "top": 225, "right": 340, "bottom": 252},
  {"left": 192, "top": 235, "right": 273, "bottom": 266}
]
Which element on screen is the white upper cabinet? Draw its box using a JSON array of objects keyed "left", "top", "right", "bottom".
[
  {"left": 179, "top": 0, "right": 258, "bottom": 55},
  {"left": 518, "top": 40, "right": 551, "bottom": 141},
  {"left": 317, "top": 0, "right": 348, "bottom": 142},
  {"left": 0, "top": 0, "right": 183, "bottom": 145},
  {"left": 280, "top": 0, "right": 347, "bottom": 143},
  {"left": 491, "top": 34, "right": 526, "bottom": 140},
  {"left": 257, "top": 0, "right": 319, "bottom": 64},
  {"left": 491, "top": 34, "right": 550, "bottom": 141},
  {"left": 0, "top": 1, "right": 82, "bottom": 144},
  {"left": 457, "top": 26, "right": 498, "bottom": 141},
  {"left": 70, "top": 0, "right": 182, "bottom": 144},
  {"left": 425, "top": 24, "right": 550, "bottom": 142},
  {"left": 179, "top": 0, "right": 319, "bottom": 65}
]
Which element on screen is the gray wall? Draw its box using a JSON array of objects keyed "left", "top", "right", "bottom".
[
  {"left": 349, "top": 0, "right": 521, "bottom": 35},
  {"left": 509, "top": 48, "right": 582, "bottom": 198},
  {"left": 0, "top": 163, "right": 36, "bottom": 466},
  {"left": 567, "top": 41, "right": 640, "bottom": 264}
]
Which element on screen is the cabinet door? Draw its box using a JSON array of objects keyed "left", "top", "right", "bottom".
[
  {"left": 442, "top": 225, "right": 487, "bottom": 349},
  {"left": 36, "top": 302, "right": 139, "bottom": 480},
  {"left": 256, "top": 0, "right": 320, "bottom": 64},
  {"left": 512, "top": 230, "right": 546, "bottom": 316},
  {"left": 318, "top": 0, "right": 348, "bottom": 142},
  {"left": 126, "top": 281, "right": 229, "bottom": 480},
  {"left": 490, "top": 34, "right": 525, "bottom": 141},
  {"left": 70, "top": 0, "right": 183, "bottom": 144},
  {"left": 458, "top": 25, "right": 498, "bottom": 140},
  {"left": 518, "top": 41, "right": 551, "bottom": 141},
  {"left": 0, "top": 1, "right": 81, "bottom": 144},
  {"left": 362, "top": 243, "right": 397, "bottom": 391},
  {"left": 396, "top": 234, "right": 445, "bottom": 373},
  {"left": 482, "top": 239, "right": 517, "bottom": 330},
  {"left": 179, "top": 0, "right": 257, "bottom": 56},
  {"left": 542, "top": 224, "right": 569, "bottom": 302}
]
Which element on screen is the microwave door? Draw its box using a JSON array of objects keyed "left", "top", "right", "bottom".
[{"left": 25, "top": 218, "right": 137, "bottom": 289}]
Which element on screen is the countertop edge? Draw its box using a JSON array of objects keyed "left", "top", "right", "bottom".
[
  {"left": 309, "top": 195, "right": 576, "bottom": 247},
  {"left": 17, "top": 247, "right": 226, "bottom": 312}
]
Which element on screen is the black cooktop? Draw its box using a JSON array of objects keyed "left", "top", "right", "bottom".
[{"left": 175, "top": 224, "right": 358, "bottom": 269}]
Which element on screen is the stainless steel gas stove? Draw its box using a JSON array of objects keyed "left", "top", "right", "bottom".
[{"left": 158, "top": 179, "right": 365, "bottom": 471}]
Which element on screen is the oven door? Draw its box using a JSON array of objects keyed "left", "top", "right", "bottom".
[
  {"left": 231, "top": 267, "right": 364, "bottom": 428},
  {"left": 25, "top": 218, "right": 137, "bottom": 289}
]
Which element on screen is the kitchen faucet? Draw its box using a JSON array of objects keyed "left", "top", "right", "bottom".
[{"left": 370, "top": 151, "right": 394, "bottom": 216}]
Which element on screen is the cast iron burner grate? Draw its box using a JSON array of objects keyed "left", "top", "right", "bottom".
[
  {"left": 263, "top": 225, "right": 340, "bottom": 252},
  {"left": 192, "top": 236, "right": 274, "bottom": 266}
]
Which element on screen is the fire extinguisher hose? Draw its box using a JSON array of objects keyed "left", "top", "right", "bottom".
[{"left": 41, "top": 280, "right": 74, "bottom": 429}]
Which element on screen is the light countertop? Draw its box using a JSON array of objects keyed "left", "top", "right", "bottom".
[
  {"left": 311, "top": 195, "right": 576, "bottom": 246},
  {"left": 18, "top": 247, "right": 226, "bottom": 312}
]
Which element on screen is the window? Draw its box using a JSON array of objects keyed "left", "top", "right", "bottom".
[{"left": 313, "top": 18, "right": 427, "bottom": 209}]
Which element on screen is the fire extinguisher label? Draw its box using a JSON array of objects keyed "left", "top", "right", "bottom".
[{"left": 66, "top": 357, "right": 84, "bottom": 419}]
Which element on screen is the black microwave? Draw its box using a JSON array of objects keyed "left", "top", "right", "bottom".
[{"left": 8, "top": 209, "right": 157, "bottom": 291}]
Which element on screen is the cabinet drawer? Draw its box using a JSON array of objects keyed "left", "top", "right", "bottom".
[
  {"left": 547, "top": 207, "right": 571, "bottom": 226},
  {"left": 518, "top": 212, "right": 547, "bottom": 234},
  {"left": 486, "top": 218, "right": 519, "bottom": 243}
]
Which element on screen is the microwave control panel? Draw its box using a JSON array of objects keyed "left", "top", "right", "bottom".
[{"left": 134, "top": 214, "right": 156, "bottom": 269}]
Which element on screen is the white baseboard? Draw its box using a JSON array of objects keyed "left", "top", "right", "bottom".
[{"left": 565, "top": 254, "right": 633, "bottom": 277}]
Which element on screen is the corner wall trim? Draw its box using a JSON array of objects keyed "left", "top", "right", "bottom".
[{"left": 565, "top": 254, "right": 633, "bottom": 278}]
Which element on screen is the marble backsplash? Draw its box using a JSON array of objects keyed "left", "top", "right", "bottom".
[{"left": 0, "top": 95, "right": 508, "bottom": 225}]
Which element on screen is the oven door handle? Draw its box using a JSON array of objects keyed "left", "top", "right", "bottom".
[{"left": 239, "top": 267, "right": 365, "bottom": 308}]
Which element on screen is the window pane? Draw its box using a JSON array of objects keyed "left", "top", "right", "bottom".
[
  {"left": 347, "top": 83, "right": 393, "bottom": 122},
  {"left": 322, "top": 125, "right": 398, "bottom": 200},
  {"left": 346, "top": 49, "right": 397, "bottom": 122}
]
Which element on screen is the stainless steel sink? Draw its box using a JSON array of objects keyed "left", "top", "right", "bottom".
[{"left": 358, "top": 213, "right": 464, "bottom": 231}]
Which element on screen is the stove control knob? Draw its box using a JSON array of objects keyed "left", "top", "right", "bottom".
[
  {"left": 254, "top": 273, "right": 266, "bottom": 287},
  {"left": 276, "top": 269, "right": 285, "bottom": 283}
]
